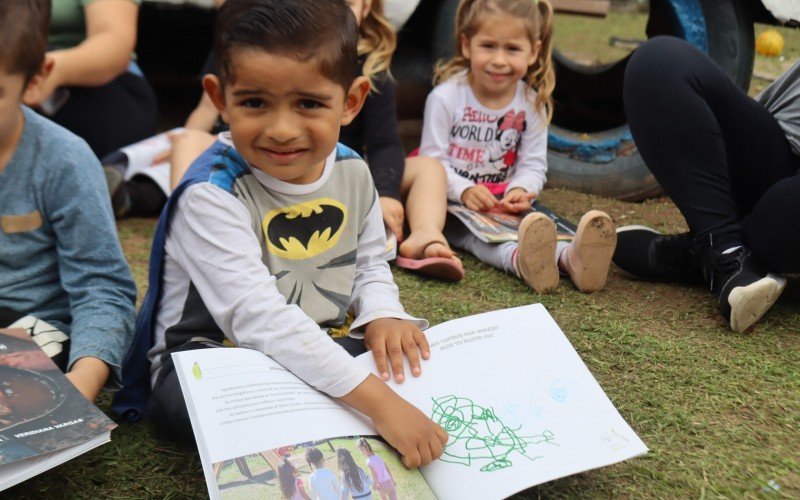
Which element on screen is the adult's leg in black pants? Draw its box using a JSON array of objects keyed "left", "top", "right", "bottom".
[
  {"left": 49, "top": 72, "right": 157, "bottom": 159},
  {"left": 622, "top": 36, "right": 799, "bottom": 330},
  {"left": 624, "top": 36, "right": 800, "bottom": 257}
]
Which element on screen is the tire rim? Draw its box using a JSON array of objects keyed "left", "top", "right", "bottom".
[{"left": 549, "top": 0, "right": 709, "bottom": 164}]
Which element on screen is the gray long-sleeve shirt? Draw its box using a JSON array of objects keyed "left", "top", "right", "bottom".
[
  {"left": 757, "top": 58, "right": 800, "bottom": 156},
  {"left": 0, "top": 107, "right": 136, "bottom": 386}
]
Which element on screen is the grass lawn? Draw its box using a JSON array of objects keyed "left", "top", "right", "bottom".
[{"left": 7, "top": 188, "right": 799, "bottom": 498}]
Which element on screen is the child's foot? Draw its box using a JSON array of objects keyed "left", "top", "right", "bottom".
[
  {"left": 399, "top": 230, "right": 455, "bottom": 260},
  {"left": 560, "top": 210, "right": 617, "bottom": 293},
  {"left": 397, "top": 230, "right": 464, "bottom": 281},
  {"left": 515, "top": 212, "right": 559, "bottom": 293}
]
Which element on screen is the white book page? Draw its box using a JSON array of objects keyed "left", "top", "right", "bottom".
[
  {"left": 172, "top": 348, "right": 374, "bottom": 465},
  {"left": 121, "top": 128, "right": 183, "bottom": 195},
  {"left": 358, "top": 304, "right": 648, "bottom": 500}
]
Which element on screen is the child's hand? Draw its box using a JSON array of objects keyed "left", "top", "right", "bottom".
[
  {"left": 364, "top": 318, "right": 429, "bottom": 383},
  {"left": 371, "top": 395, "right": 449, "bottom": 468},
  {"left": 461, "top": 185, "right": 498, "bottom": 211},
  {"left": 499, "top": 188, "right": 537, "bottom": 214},
  {"left": 339, "top": 375, "right": 448, "bottom": 468},
  {"left": 380, "top": 196, "right": 405, "bottom": 242}
]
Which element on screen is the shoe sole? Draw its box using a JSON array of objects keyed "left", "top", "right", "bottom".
[
  {"left": 728, "top": 274, "right": 786, "bottom": 333},
  {"left": 517, "top": 213, "right": 559, "bottom": 293},
  {"left": 569, "top": 210, "right": 617, "bottom": 293},
  {"left": 616, "top": 225, "right": 659, "bottom": 234}
]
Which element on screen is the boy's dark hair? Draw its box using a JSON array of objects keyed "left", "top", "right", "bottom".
[
  {"left": 213, "top": 0, "right": 359, "bottom": 90},
  {"left": 0, "top": 0, "right": 51, "bottom": 84},
  {"left": 305, "top": 447, "right": 324, "bottom": 468}
]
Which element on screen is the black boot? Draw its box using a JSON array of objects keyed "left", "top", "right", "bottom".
[
  {"left": 613, "top": 226, "right": 704, "bottom": 283},
  {"left": 702, "top": 244, "right": 786, "bottom": 333}
]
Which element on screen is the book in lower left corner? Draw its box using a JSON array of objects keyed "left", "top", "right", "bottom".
[{"left": 0, "top": 328, "right": 117, "bottom": 492}]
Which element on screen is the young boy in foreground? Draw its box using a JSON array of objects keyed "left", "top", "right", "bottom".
[
  {"left": 0, "top": 0, "right": 136, "bottom": 401},
  {"left": 140, "top": 0, "right": 447, "bottom": 467}
]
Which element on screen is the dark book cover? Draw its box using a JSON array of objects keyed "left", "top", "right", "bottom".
[{"left": 0, "top": 329, "right": 116, "bottom": 466}]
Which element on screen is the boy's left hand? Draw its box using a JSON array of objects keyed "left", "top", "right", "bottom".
[
  {"left": 499, "top": 188, "right": 537, "bottom": 214},
  {"left": 364, "top": 318, "right": 430, "bottom": 383}
]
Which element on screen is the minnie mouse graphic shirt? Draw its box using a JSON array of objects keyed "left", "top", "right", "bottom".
[{"left": 419, "top": 72, "right": 548, "bottom": 203}]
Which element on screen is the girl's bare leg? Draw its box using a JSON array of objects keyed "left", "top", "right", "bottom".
[{"left": 398, "top": 156, "right": 459, "bottom": 264}]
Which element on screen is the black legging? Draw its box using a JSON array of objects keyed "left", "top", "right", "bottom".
[
  {"left": 48, "top": 71, "right": 158, "bottom": 159},
  {"left": 624, "top": 37, "right": 800, "bottom": 273}
]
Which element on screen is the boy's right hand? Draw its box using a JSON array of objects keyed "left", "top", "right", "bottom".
[
  {"left": 372, "top": 395, "right": 449, "bottom": 468},
  {"left": 339, "top": 374, "right": 449, "bottom": 468},
  {"left": 461, "top": 185, "right": 498, "bottom": 212}
]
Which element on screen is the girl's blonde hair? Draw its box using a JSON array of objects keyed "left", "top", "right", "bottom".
[
  {"left": 434, "top": 0, "right": 555, "bottom": 122},
  {"left": 358, "top": 0, "right": 397, "bottom": 87}
]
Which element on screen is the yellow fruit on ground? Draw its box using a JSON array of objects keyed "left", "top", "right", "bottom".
[{"left": 756, "top": 30, "right": 784, "bottom": 57}]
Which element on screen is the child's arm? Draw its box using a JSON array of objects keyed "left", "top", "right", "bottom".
[
  {"left": 65, "top": 356, "right": 110, "bottom": 401},
  {"left": 48, "top": 145, "right": 137, "bottom": 399},
  {"left": 183, "top": 92, "right": 219, "bottom": 132},
  {"left": 361, "top": 467, "right": 374, "bottom": 488},
  {"left": 26, "top": 1, "right": 138, "bottom": 106},
  {"left": 418, "top": 88, "right": 476, "bottom": 204},
  {"left": 170, "top": 185, "right": 446, "bottom": 466},
  {"left": 340, "top": 375, "right": 448, "bottom": 468},
  {"left": 298, "top": 481, "right": 311, "bottom": 500},
  {"left": 168, "top": 129, "right": 216, "bottom": 189},
  {"left": 345, "top": 195, "right": 429, "bottom": 382},
  {"left": 503, "top": 105, "right": 548, "bottom": 203}
]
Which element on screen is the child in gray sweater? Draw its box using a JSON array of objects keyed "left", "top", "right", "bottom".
[{"left": 0, "top": 0, "right": 136, "bottom": 401}]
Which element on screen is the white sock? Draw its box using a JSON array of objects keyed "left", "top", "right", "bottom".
[{"left": 555, "top": 240, "right": 570, "bottom": 267}]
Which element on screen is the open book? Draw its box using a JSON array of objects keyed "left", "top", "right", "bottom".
[
  {"left": 447, "top": 202, "right": 577, "bottom": 244},
  {"left": 0, "top": 329, "right": 116, "bottom": 492},
  {"left": 102, "top": 129, "right": 184, "bottom": 197},
  {"left": 173, "top": 304, "right": 647, "bottom": 499}
]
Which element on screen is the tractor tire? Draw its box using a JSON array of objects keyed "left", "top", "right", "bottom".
[{"left": 546, "top": 0, "right": 755, "bottom": 200}]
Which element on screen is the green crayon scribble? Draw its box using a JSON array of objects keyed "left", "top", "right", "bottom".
[{"left": 431, "top": 395, "right": 557, "bottom": 472}]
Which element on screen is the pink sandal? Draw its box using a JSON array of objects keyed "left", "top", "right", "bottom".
[{"left": 395, "top": 241, "right": 465, "bottom": 281}]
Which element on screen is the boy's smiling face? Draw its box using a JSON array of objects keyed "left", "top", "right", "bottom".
[{"left": 205, "top": 48, "right": 368, "bottom": 184}]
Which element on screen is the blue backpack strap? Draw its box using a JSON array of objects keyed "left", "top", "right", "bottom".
[{"left": 112, "top": 142, "right": 244, "bottom": 422}]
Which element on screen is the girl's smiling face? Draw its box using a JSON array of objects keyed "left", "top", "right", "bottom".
[{"left": 461, "top": 11, "right": 540, "bottom": 108}]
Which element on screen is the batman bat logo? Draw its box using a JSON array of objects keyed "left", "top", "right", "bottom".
[{"left": 262, "top": 198, "right": 348, "bottom": 260}]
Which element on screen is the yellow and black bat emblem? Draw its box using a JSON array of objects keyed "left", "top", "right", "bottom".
[{"left": 262, "top": 198, "right": 347, "bottom": 260}]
